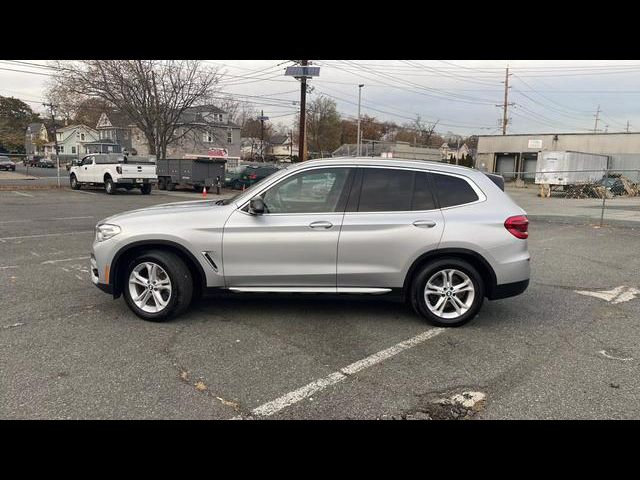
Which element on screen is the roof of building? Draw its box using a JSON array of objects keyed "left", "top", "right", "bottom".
[
  {"left": 97, "top": 111, "right": 136, "bottom": 129},
  {"left": 57, "top": 124, "right": 98, "bottom": 133},
  {"left": 178, "top": 110, "right": 240, "bottom": 128},
  {"left": 186, "top": 105, "right": 226, "bottom": 114},
  {"left": 478, "top": 132, "right": 640, "bottom": 137},
  {"left": 27, "top": 122, "right": 44, "bottom": 133},
  {"left": 270, "top": 134, "right": 290, "bottom": 145}
]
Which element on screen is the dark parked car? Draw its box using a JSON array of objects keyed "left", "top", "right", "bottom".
[
  {"left": 224, "top": 164, "right": 254, "bottom": 189},
  {"left": 25, "top": 156, "right": 42, "bottom": 167},
  {"left": 37, "top": 159, "right": 55, "bottom": 168},
  {"left": 0, "top": 156, "right": 16, "bottom": 171},
  {"left": 233, "top": 164, "right": 280, "bottom": 189}
]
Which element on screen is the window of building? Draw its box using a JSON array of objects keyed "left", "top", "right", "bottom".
[
  {"left": 227, "top": 130, "right": 233, "bottom": 144},
  {"left": 81, "top": 133, "right": 85, "bottom": 141},
  {"left": 58, "top": 145, "right": 64, "bottom": 153},
  {"left": 204, "top": 133, "right": 214, "bottom": 143},
  {"left": 71, "top": 146, "right": 76, "bottom": 154}
]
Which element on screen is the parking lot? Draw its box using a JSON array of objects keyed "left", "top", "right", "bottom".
[{"left": 1, "top": 186, "right": 639, "bottom": 419}]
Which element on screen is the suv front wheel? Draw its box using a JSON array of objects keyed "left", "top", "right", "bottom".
[
  {"left": 123, "top": 250, "right": 193, "bottom": 322},
  {"left": 411, "top": 258, "right": 485, "bottom": 327}
]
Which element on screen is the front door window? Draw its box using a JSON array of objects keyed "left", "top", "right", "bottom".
[{"left": 261, "top": 168, "right": 351, "bottom": 214}]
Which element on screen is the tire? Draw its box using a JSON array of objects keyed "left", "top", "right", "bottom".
[
  {"left": 158, "top": 177, "right": 166, "bottom": 190},
  {"left": 122, "top": 250, "right": 193, "bottom": 322},
  {"left": 410, "top": 258, "right": 485, "bottom": 328},
  {"left": 193, "top": 185, "right": 204, "bottom": 193},
  {"left": 166, "top": 180, "right": 175, "bottom": 191},
  {"left": 232, "top": 180, "right": 241, "bottom": 190},
  {"left": 105, "top": 177, "right": 116, "bottom": 195},
  {"left": 141, "top": 184, "right": 152, "bottom": 195},
  {"left": 70, "top": 174, "right": 80, "bottom": 190}
]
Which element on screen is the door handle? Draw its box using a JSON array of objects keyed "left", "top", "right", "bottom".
[
  {"left": 309, "top": 221, "right": 333, "bottom": 229},
  {"left": 413, "top": 220, "right": 437, "bottom": 228}
]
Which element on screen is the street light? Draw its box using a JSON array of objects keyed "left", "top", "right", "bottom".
[{"left": 357, "top": 84, "right": 364, "bottom": 156}]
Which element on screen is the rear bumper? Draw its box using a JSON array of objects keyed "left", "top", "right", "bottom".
[
  {"left": 115, "top": 178, "right": 157, "bottom": 184},
  {"left": 488, "top": 279, "right": 529, "bottom": 300}
]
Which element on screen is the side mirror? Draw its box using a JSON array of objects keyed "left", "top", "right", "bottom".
[{"left": 249, "top": 197, "right": 265, "bottom": 215}]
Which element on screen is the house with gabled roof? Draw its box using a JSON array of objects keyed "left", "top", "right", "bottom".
[
  {"left": 42, "top": 124, "right": 100, "bottom": 159},
  {"left": 25, "top": 122, "right": 49, "bottom": 157},
  {"left": 92, "top": 106, "right": 241, "bottom": 159}
]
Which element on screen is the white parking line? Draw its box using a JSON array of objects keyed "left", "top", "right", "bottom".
[
  {"left": 0, "top": 220, "right": 30, "bottom": 224},
  {"left": 0, "top": 231, "right": 93, "bottom": 242},
  {"left": 41, "top": 256, "right": 90, "bottom": 265},
  {"left": 12, "top": 191, "right": 33, "bottom": 197},
  {"left": 242, "top": 328, "right": 445, "bottom": 419},
  {"left": 0, "top": 265, "right": 18, "bottom": 270}
]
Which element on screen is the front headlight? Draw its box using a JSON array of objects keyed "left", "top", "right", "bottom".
[{"left": 95, "top": 224, "right": 121, "bottom": 242}]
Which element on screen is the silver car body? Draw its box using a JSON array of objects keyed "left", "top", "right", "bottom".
[{"left": 91, "top": 158, "right": 529, "bottom": 297}]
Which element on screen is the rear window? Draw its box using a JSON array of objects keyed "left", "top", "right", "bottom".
[{"left": 433, "top": 173, "right": 479, "bottom": 208}]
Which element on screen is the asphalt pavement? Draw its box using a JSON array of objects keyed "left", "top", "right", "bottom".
[{"left": 1, "top": 187, "right": 639, "bottom": 419}]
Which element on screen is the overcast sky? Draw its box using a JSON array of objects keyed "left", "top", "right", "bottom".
[{"left": 2, "top": 60, "right": 640, "bottom": 137}]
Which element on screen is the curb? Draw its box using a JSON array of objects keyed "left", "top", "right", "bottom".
[{"left": 0, "top": 184, "right": 63, "bottom": 191}]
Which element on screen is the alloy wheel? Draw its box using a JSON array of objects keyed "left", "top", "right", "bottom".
[
  {"left": 424, "top": 268, "right": 475, "bottom": 319},
  {"left": 128, "top": 262, "right": 172, "bottom": 313}
]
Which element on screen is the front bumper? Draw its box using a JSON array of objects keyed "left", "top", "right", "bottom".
[{"left": 91, "top": 252, "right": 113, "bottom": 294}]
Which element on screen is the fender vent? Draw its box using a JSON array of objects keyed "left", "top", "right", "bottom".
[{"left": 202, "top": 251, "right": 218, "bottom": 272}]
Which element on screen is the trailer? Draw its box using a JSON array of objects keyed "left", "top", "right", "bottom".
[
  {"left": 156, "top": 157, "right": 227, "bottom": 192},
  {"left": 535, "top": 151, "right": 609, "bottom": 186}
]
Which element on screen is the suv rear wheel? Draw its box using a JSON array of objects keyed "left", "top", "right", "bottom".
[
  {"left": 123, "top": 250, "right": 193, "bottom": 322},
  {"left": 410, "top": 258, "right": 484, "bottom": 327},
  {"left": 141, "top": 184, "right": 152, "bottom": 195}
]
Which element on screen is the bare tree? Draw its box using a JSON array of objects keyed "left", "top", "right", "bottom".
[{"left": 48, "top": 60, "right": 221, "bottom": 158}]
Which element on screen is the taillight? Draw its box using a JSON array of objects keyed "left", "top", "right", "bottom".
[
  {"left": 116, "top": 165, "right": 122, "bottom": 174},
  {"left": 505, "top": 215, "right": 528, "bottom": 239},
  {"left": 249, "top": 174, "right": 257, "bottom": 179}
]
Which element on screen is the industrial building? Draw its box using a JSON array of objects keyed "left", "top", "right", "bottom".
[
  {"left": 332, "top": 140, "right": 442, "bottom": 161},
  {"left": 475, "top": 132, "right": 640, "bottom": 180}
]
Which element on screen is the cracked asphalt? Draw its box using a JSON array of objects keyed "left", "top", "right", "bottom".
[{"left": 1, "top": 187, "right": 639, "bottom": 419}]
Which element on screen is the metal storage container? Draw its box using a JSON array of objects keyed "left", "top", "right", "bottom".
[{"left": 535, "top": 151, "right": 609, "bottom": 185}]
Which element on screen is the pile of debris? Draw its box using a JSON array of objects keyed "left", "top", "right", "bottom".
[
  {"left": 563, "top": 174, "right": 639, "bottom": 199},
  {"left": 564, "top": 184, "right": 612, "bottom": 199}
]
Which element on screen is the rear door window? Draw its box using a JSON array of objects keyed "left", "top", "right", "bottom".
[
  {"left": 412, "top": 172, "right": 436, "bottom": 211},
  {"left": 357, "top": 168, "right": 414, "bottom": 212},
  {"left": 433, "top": 173, "right": 479, "bottom": 208}
]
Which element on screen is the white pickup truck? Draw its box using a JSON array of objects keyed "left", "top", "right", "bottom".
[{"left": 69, "top": 153, "right": 157, "bottom": 195}]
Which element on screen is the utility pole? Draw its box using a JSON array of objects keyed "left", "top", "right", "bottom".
[
  {"left": 626, "top": 120, "right": 630, "bottom": 133},
  {"left": 593, "top": 105, "right": 601, "bottom": 133},
  {"left": 257, "top": 110, "right": 269, "bottom": 162},
  {"left": 260, "top": 110, "right": 264, "bottom": 161},
  {"left": 43, "top": 102, "right": 60, "bottom": 187},
  {"left": 496, "top": 66, "right": 514, "bottom": 135},
  {"left": 357, "top": 84, "right": 364, "bottom": 156},
  {"left": 298, "top": 60, "right": 308, "bottom": 161}
]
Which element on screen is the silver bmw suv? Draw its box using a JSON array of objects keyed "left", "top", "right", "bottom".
[{"left": 90, "top": 158, "right": 530, "bottom": 327}]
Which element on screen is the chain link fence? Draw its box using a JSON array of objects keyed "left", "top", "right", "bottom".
[{"left": 500, "top": 168, "right": 640, "bottom": 226}]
